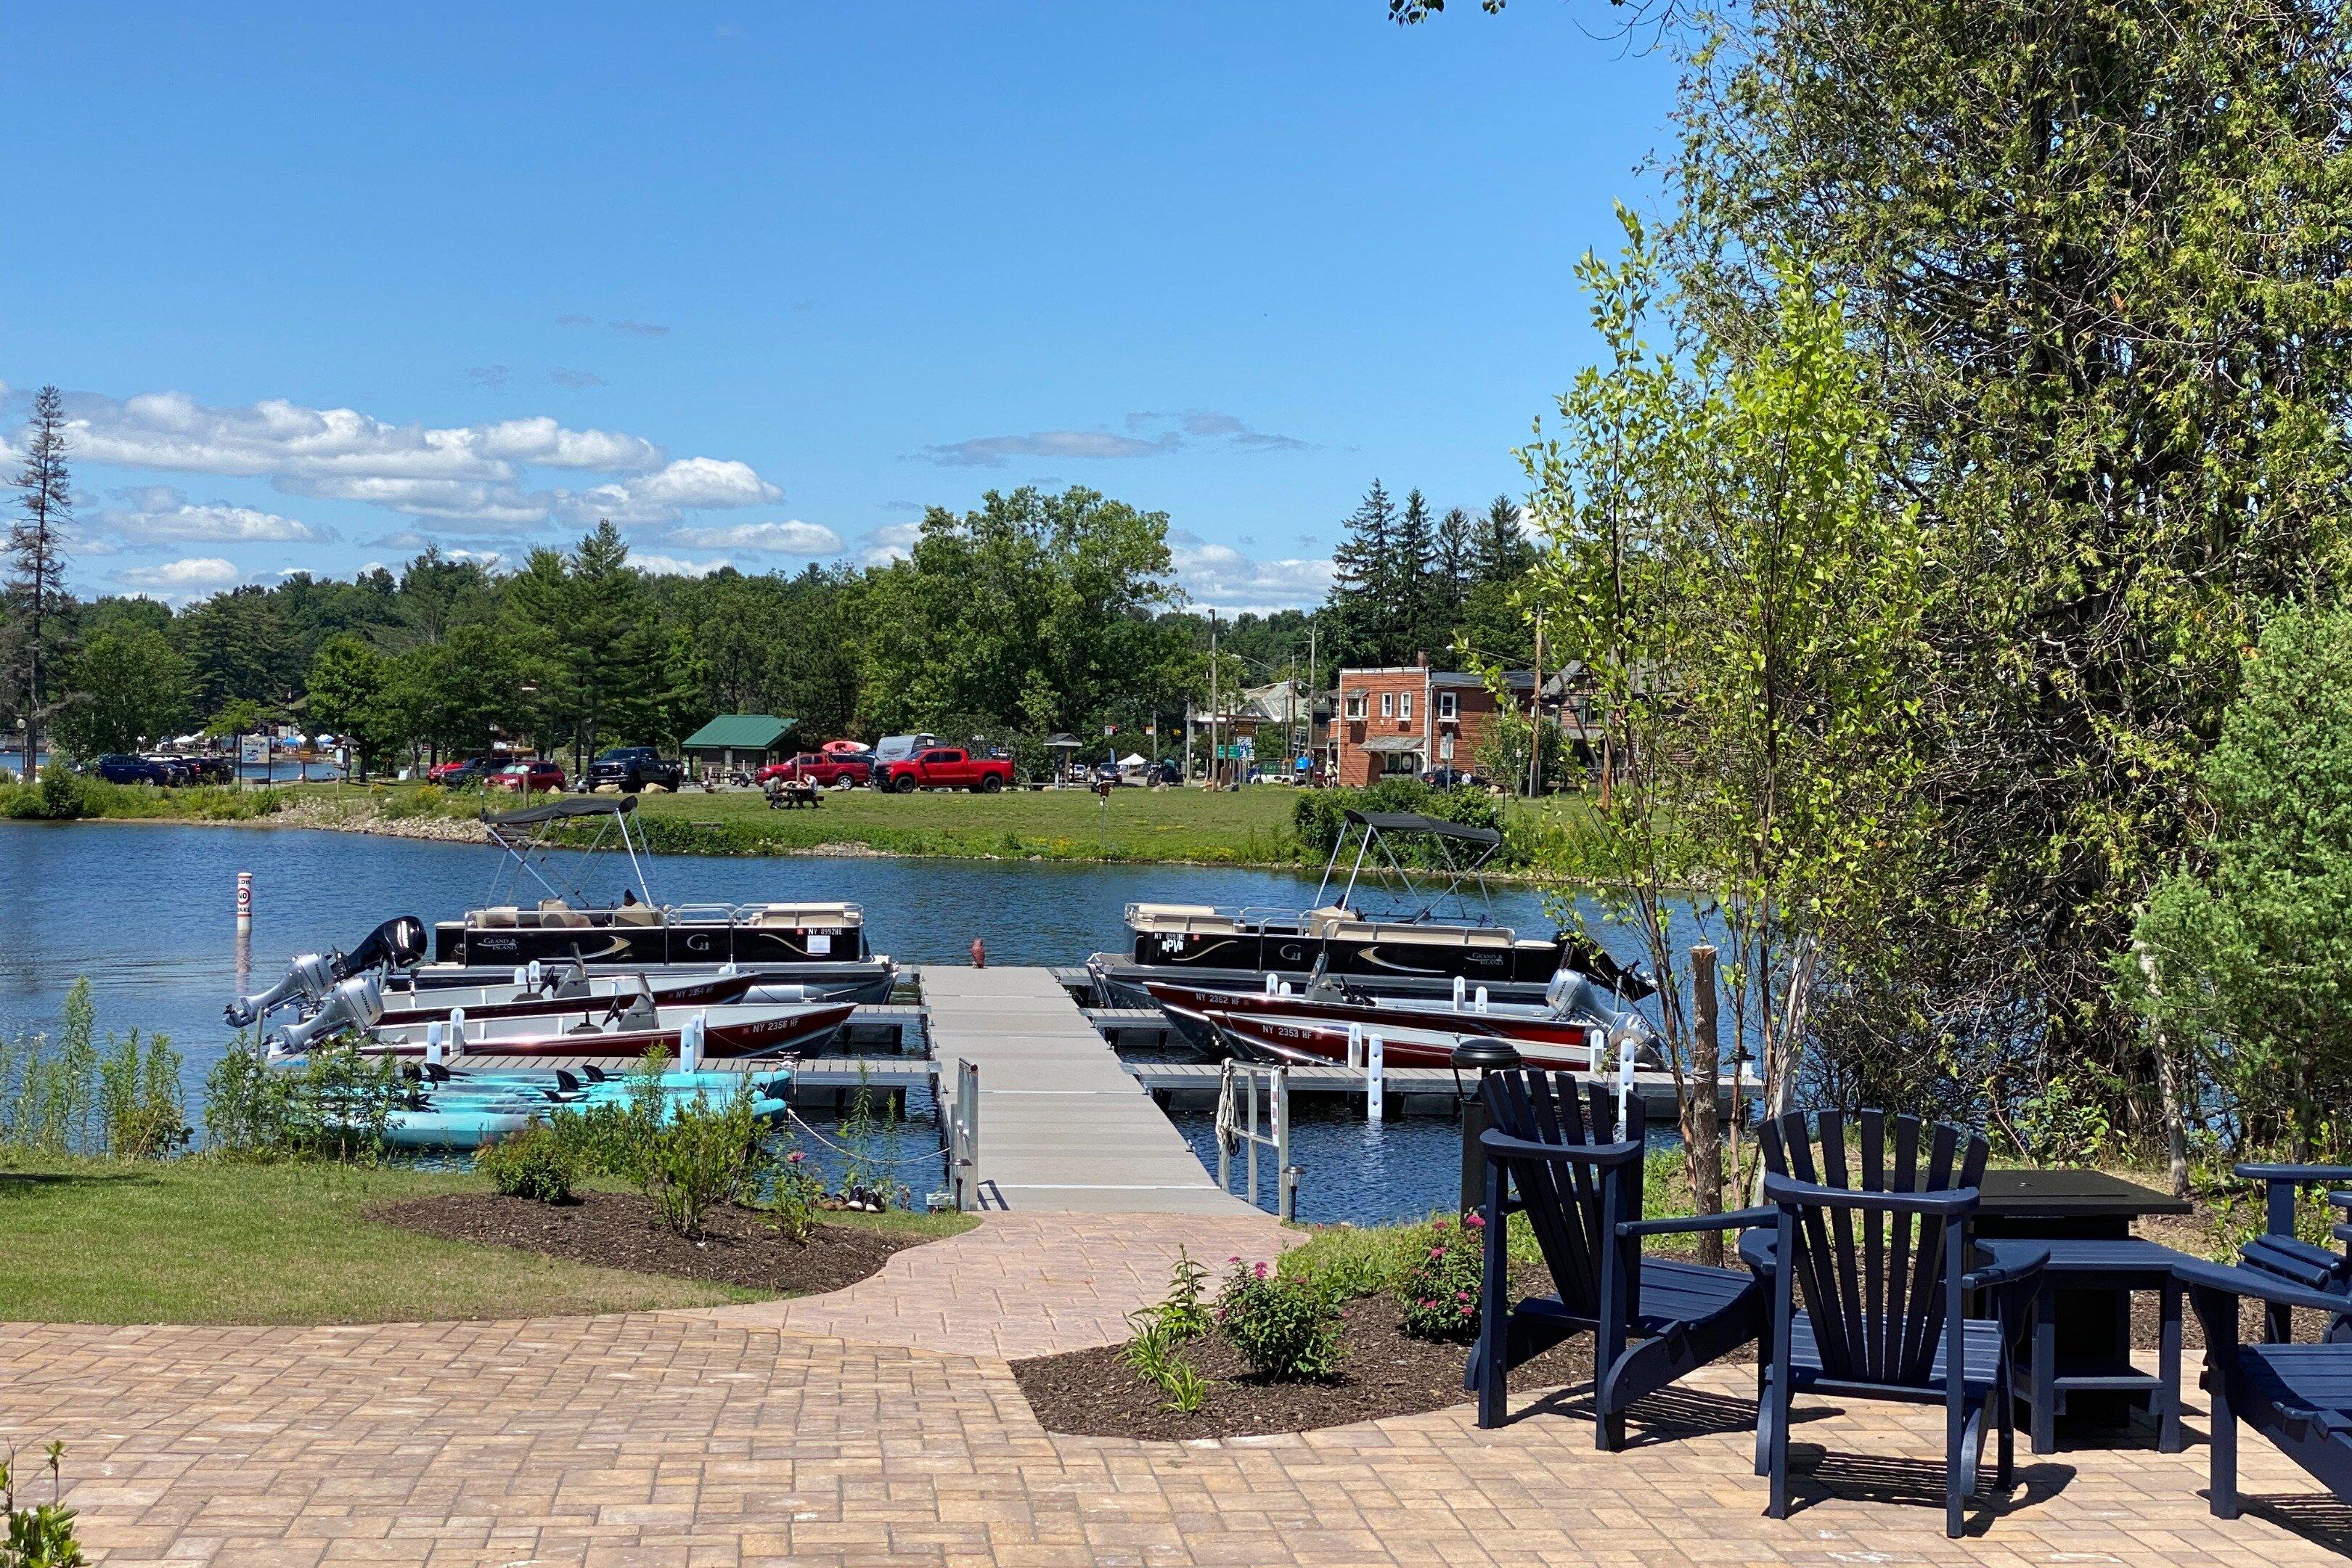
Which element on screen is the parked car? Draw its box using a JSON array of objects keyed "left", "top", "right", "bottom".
[
  {"left": 181, "top": 754, "right": 234, "bottom": 785},
  {"left": 143, "top": 755, "right": 193, "bottom": 785},
  {"left": 866, "top": 734, "right": 939, "bottom": 786},
  {"left": 90, "top": 754, "right": 169, "bottom": 785},
  {"left": 427, "top": 755, "right": 494, "bottom": 787},
  {"left": 492, "top": 758, "right": 566, "bottom": 793},
  {"left": 1421, "top": 766, "right": 1489, "bottom": 791},
  {"left": 878, "top": 746, "right": 1014, "bottom": 793},
  {"left": 760, "top": 751, "right": 873, "bottom": 788},
  {"left": 584, "top": 746, "right": 684, "bottom": 793}
]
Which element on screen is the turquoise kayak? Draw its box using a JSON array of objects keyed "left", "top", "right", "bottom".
[{"left": 380, "top": 1078, "right": 791, "bottom": 1151}]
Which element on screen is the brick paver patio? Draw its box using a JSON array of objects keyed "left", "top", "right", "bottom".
[{"left": 6, "top": 1213, "right": 2351, "bottom": 1567}]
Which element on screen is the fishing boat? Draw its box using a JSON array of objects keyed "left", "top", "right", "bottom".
[
  {"left": 418, "top": 795, "right": 897, "bottom": 1002},
  {"left": 1087, "top": 809, "right": 1647, "bottom": 1006},
  {"left": 1144, "top": 965, "right": 1653, "bottom": 1071},
  {"left": 362, "top": 997, "right": 857, "bottom": 1060},
  {"left": 374, "top": 963, "right": 821, "bottom": 1026}
]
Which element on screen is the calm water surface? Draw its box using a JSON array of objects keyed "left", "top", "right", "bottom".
[{"left": 0, "top": 820, "right": 1683, "bottom": 1220}]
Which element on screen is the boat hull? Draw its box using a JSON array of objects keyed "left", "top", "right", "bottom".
[
  {"left": 376, "top": 971, "right": 764, "bottom": 1026},
  {"left": 362, "top": 1000, "right": 856, "bottom": 1060},
  {"left": 409, "top": 957, "right": 897, "bottom": 1006},
  {"left": 1141, "top": 981, "right": 1605, "bottom": 1071},
  {"left": 1093, "top": 955, "right": 1554, "bottom": 1010},
  {"left": 433, "top": 918, "right": 870, "bottom": 970}
]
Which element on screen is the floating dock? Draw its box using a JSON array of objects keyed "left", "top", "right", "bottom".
[{"left": 919, "top": 965, "right": 1256, "bottom": 1215}]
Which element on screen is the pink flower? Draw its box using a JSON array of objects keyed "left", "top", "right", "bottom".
[
  {"left": 787, "top": 1150, "right": 807, "bottom": 1164},
  {"left": 1228, "top": 1255, "right": 1243, "bottom": 1264},
  {"left": 1429, "top": 1247, "right": 1446, "bottom": 1260},
  {"left": 1433, "top": 1217, "right": 1450, "bottom": 1231},
  {"left": 1455, "top": 1290, "right": 1473, "bottom": 1301},
  {"left": 1464, "top": 1213, "right": 1486, "bottom": 1230},
  {"left": 1254, "top": 1262, "right": 1269, "bottom": 1279}
]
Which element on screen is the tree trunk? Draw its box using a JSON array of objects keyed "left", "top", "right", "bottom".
[
  {"left": 2134, "top": 939, "right": 2190, "bottom": 1199},
  {"left": 1688, "top": 944, "right": 1726, "bottom": 1266}
]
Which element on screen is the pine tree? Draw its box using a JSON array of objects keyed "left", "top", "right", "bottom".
[
  {"left": 1395, "top": 489, "right": 1437, "bottom": 661},
  {"left": 1436, "top": 505, "right": 1474, "bottom": 621},
  {"left": 1473, "top": 494, "right": 1532, "bottom": 583},
  {"left": 1328, "top": 479, "right": 1399, "bottom": 664},
  {"left": 7, "top": 387, "right": 71, "bottom": 777}
]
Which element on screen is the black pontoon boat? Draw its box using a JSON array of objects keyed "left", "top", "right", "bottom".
[
  {"left": 422, "top": 795, "right": 897, "bottom": 1001},
  {"left": 1087, "top": 809, "right": 1646, "bottom": 1006}
]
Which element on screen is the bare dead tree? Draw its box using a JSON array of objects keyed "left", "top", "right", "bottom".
[{"left": 8, "top": 386, "right": 72, "bottom": 777}]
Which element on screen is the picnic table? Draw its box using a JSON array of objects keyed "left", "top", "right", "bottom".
[{"left": 764, "top": 780, "right": 822, "bottom": 809}]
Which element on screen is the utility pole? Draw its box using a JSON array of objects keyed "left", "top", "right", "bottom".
[
  {"left": 1207, "top": 609, "right": 1220, "bottom": 787},
  {"left": 1527, "top": 609, "right": 1545, "bottom": 799},
  {"left": 1307, "top": 618, "right": 1318, "bottom": 778}
]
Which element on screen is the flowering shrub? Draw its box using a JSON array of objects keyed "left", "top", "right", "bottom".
[
  {"left": 768, "top": 1146, "right": 824, "bottom": 1244},
  {"left": 1215, "top": 1257, "right": 1344, "bottom": 1381},
  {"left": 1397, "top": 1214, "right": 1487, "bottom": 1342}
]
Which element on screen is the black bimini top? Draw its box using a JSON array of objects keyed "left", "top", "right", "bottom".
[
  {"left": 483, "top": 794, "right": 636, "bottom": 828},
  {"left": 1344, "top": 809, "right": 1502, "bottom": 849}
]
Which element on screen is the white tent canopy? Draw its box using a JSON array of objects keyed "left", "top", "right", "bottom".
[{"left": 1118, "top": 753, "right": 1147, "bottom": 767}]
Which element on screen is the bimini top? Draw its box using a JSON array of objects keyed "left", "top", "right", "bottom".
[
  {"left": 1343, "top": 809, "right": 1502, "bottom": 849},
  {"left": 483, "top": 793, "right": 637, "bottom": 828}
]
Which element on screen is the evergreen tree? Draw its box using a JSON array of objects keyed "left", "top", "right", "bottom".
[
  {"left": 1472, "top": 494, "right": 1532, "bottom": 583},
  {"left": 1395, "top": 488, "right": 1438, "bottom": 661},
  {"left": 1328, "top": 479, "right": 1399, "bottom": 665},
  {"left": 1435, "top": 505, "right": 1474, "bottom": 621},
  {"left": 7, "top": 387, "right": 71, "bottom": 776}
]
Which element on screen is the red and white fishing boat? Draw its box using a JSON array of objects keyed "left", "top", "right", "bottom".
[
  {"left": 1143, "top": 973, "right": 1647, "bottom": 1072},
  {"left": 359, "top": 998, "right": 857, "bottom": 1061}
]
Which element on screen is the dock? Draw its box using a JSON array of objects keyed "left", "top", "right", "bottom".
[{"left": 919, "top": 965, "right": 1255, "bottom": 1216}]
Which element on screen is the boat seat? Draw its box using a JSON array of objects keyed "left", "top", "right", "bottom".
[
  {"left": 754, "top": 901, "right": 862, "bottom": 928},
  {"left": 1331, "top": 921, "right": 1514, "bottom": 948},
  {"left": 611, "top": 905, "right": 663, "bottom": 926},
  {"left": 475, "top": 906, "right": 520, "bottom": 928},
  {"left": 1305, "top": 905, "right": 1352, "bottom": 939},
  {"left": 1129, "top": 902, "right": 1223, "bottom": 934}
]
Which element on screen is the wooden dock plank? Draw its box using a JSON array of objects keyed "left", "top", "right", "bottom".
[{"left": 919, "top": 965, "right": 1254, "bottom": 1215}]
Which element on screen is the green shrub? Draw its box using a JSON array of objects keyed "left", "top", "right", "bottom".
[
  {"left": 1, "top": 1442, "right": 85, "bottom": 1568},
  {"left": 476, "top": 1122, "right": 581, "bottom": 1203},
  {"left": 1396, "top": 1212, "right": 1487, "bottom": 1342},
  {"left": 637, "top": 1087, "right": 772, "bottom": 1238},
  {"left": 199, "top": 1035, "right": 402, "bottom": 1161},
  {"left": 96, "top": 1029, "right": 188, "bottom": 1160},
  {"left": 767, "top": 1146, "right": 825, "bottom": 1244},
  {"left": 1214, "top": 1257, "right": 1344, "bottom": 1381},
  {"left": 1289, "top": 779, "right": 1510, "bottom": 866}
]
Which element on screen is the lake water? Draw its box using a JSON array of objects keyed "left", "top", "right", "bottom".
[{"left": 0, "top": 819, "right": 1685, "bottom": 1220}]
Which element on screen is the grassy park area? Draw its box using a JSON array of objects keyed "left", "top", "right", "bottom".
[{"left": 0, "top": 1158, "right": 968, "bottom": 1325}]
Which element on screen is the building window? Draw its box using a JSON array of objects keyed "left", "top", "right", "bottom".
[
  {"left": 1439, "top": 690, "right": 1457, "bottom": 721},
  {"left": 1381, "top": 693, "right": 1395, "bottom": 718},
  {"left": 1400, "top": 692, "right": 1413, "bottom": 721},
  {"left": 1344, "top": 694, "right": 1365, "bottom": 719}
]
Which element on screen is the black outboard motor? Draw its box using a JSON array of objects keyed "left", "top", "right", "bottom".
[{"left": 226, "top": 915, "right": 428, "bottom": 1028}]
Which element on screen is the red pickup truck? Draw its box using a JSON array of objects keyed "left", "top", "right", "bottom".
[
  {"left": 759, "top": 751, "right": 872, "bottom": 788},
  {"left": 879, "top": 746, "right": 1014, "bottom": 793}
]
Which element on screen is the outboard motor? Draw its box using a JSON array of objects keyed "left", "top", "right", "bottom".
[
  {"left": 226, "top": 915, "right": 425, "bottom": 1027},
  {"left": 269, "top": 974, "right": 385, "bottom": 1057},
  {"left": 226, "top": 951, "right": 340, "bottom": 1028}
]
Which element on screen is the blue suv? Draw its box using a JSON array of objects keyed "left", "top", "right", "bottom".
[{"left": 91, "top": 754, "right": 170, "bottom": 785}]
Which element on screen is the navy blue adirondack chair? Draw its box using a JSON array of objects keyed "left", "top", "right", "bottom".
[
  {"left": 2174, "top": 1257, "right": 2352, "bottom": 1517},
  {"left": 1749, "top": 1111, "right": 2043, "bottom": 1539},
  {"left": 1473, "top": 1068, "right": 1772, "bottom": 1447},
  {"left": 2234, "top": 1162, "right": 2352, "bottom": 1344}
]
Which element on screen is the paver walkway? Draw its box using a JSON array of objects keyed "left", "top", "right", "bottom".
[
  {"left": 923, "top": 965, "right": 1256, "bottom": 1216},
  {"left": 7, "top": 1213, "right": 2352, "bottom": 1568}
]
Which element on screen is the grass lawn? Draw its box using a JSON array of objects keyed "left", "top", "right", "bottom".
[{"left": 0, "top": 1158, "right": 971, "bottom": 1326}]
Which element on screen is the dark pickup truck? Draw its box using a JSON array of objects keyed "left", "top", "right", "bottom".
[{"left": 584, "top": 746, "right": 685, "bottom": 793}]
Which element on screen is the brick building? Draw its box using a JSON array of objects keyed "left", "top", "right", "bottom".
[{"left": 1333, "top": 658, "right": 1534, "bottom": 787}]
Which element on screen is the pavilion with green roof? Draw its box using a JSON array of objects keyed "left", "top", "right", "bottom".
[{"left": 680, "top": 714, "right": 796, "bottom": 775}]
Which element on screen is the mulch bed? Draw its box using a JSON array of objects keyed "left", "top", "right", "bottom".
[
  {"left": 1014, "top": 1264, "right": 1596, "bottom": 1442},
  {"left": 366, "top": 1191, "right": 919, "bottom": 1295}
]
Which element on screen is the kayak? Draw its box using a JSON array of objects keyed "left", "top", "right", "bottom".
[{"left": 381, "top": 1077, "right": 791, "bottom": 1150}]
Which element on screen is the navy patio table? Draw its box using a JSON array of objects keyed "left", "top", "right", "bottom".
[{"left": 1979, "top": 1236, "right": 2184, "bottom": 1453}]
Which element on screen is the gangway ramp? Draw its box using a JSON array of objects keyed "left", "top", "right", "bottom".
[{"left": 919, "top": 965, "right": 1254, "bottom": 1216}]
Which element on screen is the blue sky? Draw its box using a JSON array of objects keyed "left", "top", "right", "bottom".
[{"left": 0, "top": 3, "right": 1677, "bottom": 611}]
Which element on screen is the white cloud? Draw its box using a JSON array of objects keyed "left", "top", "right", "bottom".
[
  {"left": 630, "top": 552, "right": 733, "bottom": 578},
  {"left": 97, "top": 485, "right": 324, "bottom": 544},
  {"left": 1172, "top": 541, "right": 1333, "bottom": 613},
  {"left": 666, "top": 519, "right": 841, "bottom": 555},
  {"left": 111, "top": 556, "right": 244, "bottom": 600},
  {"left": 859, "top": 521, "right": 923, "bottom": 566},
  {"left": 919, "top": 411, "right": 1312, "bottom": 469},
  {"left": 561, "top": 457, "right": 783, "bottom": 526}
]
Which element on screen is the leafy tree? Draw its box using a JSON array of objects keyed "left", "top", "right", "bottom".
[
  {"left": 303, "top": 634, "right": 393, "bottom": 777},
  {"left": 1522, "top": 216, "right": 1923, "bottom": 1221},
  {"left": 2126, "top": 607, "right": 2352, "bottom": 1164},
  {"left": 6, "top": 386, "right": 72, "bottom": 775},
  {"left": 49, "top": 625, "right": 188, "bottom": 757},
  {"left": 503, "top": 523, "right": 665, "bottom": 770},
  {"left": 1668, "top": 0, "right": 2352, "bottom": 1132}
]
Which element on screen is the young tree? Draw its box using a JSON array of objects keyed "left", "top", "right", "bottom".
[
  {"left": 1524, "top": 216, "right": 1923, "bottom": 1233},
  {"left": 7, "top": 386, "right": 72, "bottom": 777}
]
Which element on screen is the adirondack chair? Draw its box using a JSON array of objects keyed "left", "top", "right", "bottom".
[
  {"left": 2174, "top": 1257, "right": 2352, "bottom": 1517},
  {"left": 2233, "top": 1162, "right": 2352, "bottom": 1344},
  {"left": 1749, "top": 1111, "right": 2043, "bottom": 1538},
  {"left": 1473, "top": 1067, "right": 1773, "bottom": 1447}
]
